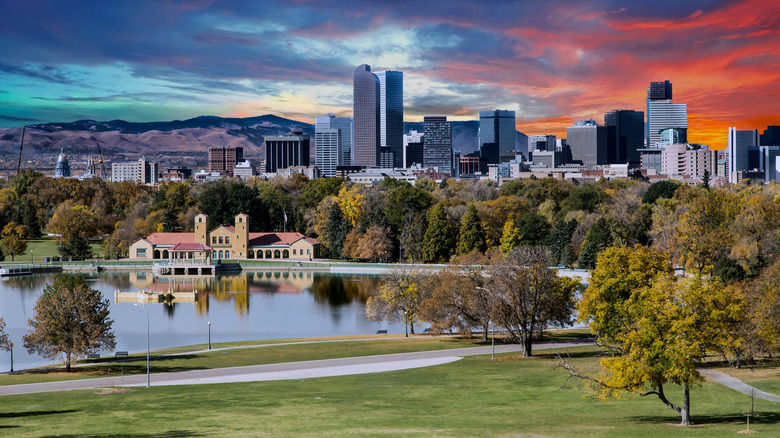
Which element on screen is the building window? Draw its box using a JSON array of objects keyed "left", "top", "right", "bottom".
[
  {"left": 239, "top": 217, "right": 243, "bottom": 222},
  {"left": 219, "top": 236, "right": 223, "bottom": 244},
  {"left": 137, "top": 248, "right": 146, "bottom": 257},
  {"left": 293, "top": 249, "right": 296, "bottom": 255},
  {"left": 225, "top": 236, "right": 230, "bottom": 244},
  {"left": 212, "top": 237, "right": 216, "bottom": 244},
  {"left": 212, "top": 251, "right": 217, "bottom": 258},
  {"left": 225, "top": 250, "right": 230, "bottom": 259},
  {"left": 219, "top": 250, "right": 223, "bottom": 259},
  {"left": 199, "top": 217, "right": 203, "bottom": 223},
  {"left": 307, "top": 249, "right": 311, "bottom": 255}
]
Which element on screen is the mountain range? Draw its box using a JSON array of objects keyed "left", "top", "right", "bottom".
[{"left": 0, "top": 115, "right": 527, "bottom": 169}]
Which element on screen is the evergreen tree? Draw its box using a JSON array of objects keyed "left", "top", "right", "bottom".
[
  {"left": 499, "top": 219, "right": 522, "bottom": 255},
  {"left": 516, "top": 212, "right": 550, "bottom": 246},
  {"left": 325, "top": 204, "right": 351, "bottom": 259},
  {"left": 59, "top": 229, "right": 93, "bottom": 261},
  {"left": 701, "top": 169, "right": 711, "bottom": 191},
  {"left": 547, "top": 219, "right": 578, "bottom": 265},
  {"left": 161, "top": 207, "right": 180, "bottom": 233},
  {"left": 456, "top": 204, "right": 487, "bottom": 255},
  {"left": 421, "top": 203, "right": 454, "bottom": 263},
  {"left": 576, "top": 217, "right": 614, "bottom": 269}
]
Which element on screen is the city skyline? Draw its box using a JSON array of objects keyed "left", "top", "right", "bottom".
[{"left": 1, "top": 1, "right": 779, "bottom": 149}]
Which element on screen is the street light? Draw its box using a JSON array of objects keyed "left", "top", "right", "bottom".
[
  {"left": 134, "top": 303, "right": 150, "bottom": 387},
  {"left": 30, "top": 250, "right": 34, "bottom": 267},
  {"left": 475, "top": 286, "right": 494, "bottom": 360},
  {"left": 8, "top": 342, "right": 13, "bottom": 373},
  {"left": 208, "top": 321, "right": 211, "bottom": 350}
]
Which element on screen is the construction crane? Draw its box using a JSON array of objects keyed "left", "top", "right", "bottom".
[
  {"left": 16, "top": 126, "right": 26, "bottom": 176},
  {"left": 85, "top": 142, "right": 107, "bottom": 179},
  {"left": 96, "top": 141, "right": 106, "bottom": 179}
]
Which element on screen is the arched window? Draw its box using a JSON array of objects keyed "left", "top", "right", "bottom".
[
  {"left": 162, "top": 250, "right": 169, "bottom": 259},
  {"left": 225, "top": 250, "right": 230, "bottom": 259},
  {"left": 274, "top": 250, "right": 280, "bottom": 258},
  {"left": 266, "top": 250, "right": 272, "bottom": 258},
  {"left": 212, "top": 251, "right": 217, "bottom": 258},
  {"left": 219, "top": 250, "right": 224, "bottom": 259},
  {"left": 283, "top": 250, "right": 289, "bottom": 258},
  {"left": 248, "top": 250, "right": 254, "bottom": 259},
  {"left": 153, "top": 250, "right": 160, "bottom": 259}
]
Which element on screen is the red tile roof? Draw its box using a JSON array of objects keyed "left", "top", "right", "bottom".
[
  {"left": 169, "top": 242, "right": 212, "bottom": 251},
  {"left": 248, "top": 232, "right": 319, "bottom": 246},
  {"left": 146, "top": 233, "right": 196, "bottom": 245}
]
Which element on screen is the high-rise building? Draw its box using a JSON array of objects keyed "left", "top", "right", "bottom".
[
  {"left": 604, "top": 109, "right": 644, "bottom": 166},
  {"left": 353, "top": 64, "right": 380, "bottom": 167},
  {"left": 403, "top": 130, "right": 424, "bottom": 167},
  {"left": 264, "top": 132, "right": 311, "bottom": 173},
  {"left": 315, "top": 128, "right": 340, "bottom": 177},
  {"left": 646, "top": 81, "right": 687, "bottom": 148},
  {"left": 528, "top": 135, "right": 556, "bottom": 152},
  {"left": 376, "top": 71, "right": 403, "bottom": 168},
  {"left": 660, "top": 144, "right": 716, "bottom": 178},
  {"left": 315, "top": 114, "right": 353, "bottom": 166},
  {"left": 112, "top": 157, "right": 158, "bottom": 184},
  {"left": 761, "top": 125, "right": 780, "bottom": 146},
  {"left": 423, "top": 116, "right": 453, "bottom": 172},
  {"left": 54, "top": 148, "right": 71, "bottom": 178},
  {"left": 479, "top": 110, "right": 516, "bottom": 164},
  {"left": 209, "top": 146, "right": 244, "bottom": 176},
  {"left": 727, "top": 127, "right": 760, "bottom": 183},
  {"left": 566, "top": 119, "right": 610, "bottom": 169}
]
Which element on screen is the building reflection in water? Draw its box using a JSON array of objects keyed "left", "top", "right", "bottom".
[{"left": 124, "top": 271, "right": 380, "bottom": 318}]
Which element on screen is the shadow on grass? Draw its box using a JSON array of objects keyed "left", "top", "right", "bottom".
[
  {"left": 21, "top": 355, "right": 207, "bottom": 376},
  {"left": 535, "top": 349, "right": 603, "bottom": 359},
  {"left": 0, "top": 409, "right": 80, "bottom": 419},
  {"left": 41, "top": 431, "right": 205, "bottom": 438},
  {"left": 702, "top": 357, "right": 780, "bottom": 371},
  {"left": 631, "top": 412, "right": 780, "bottom": 425}
]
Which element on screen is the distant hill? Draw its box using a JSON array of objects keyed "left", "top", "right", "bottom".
[{"left": 0, "top": 115, "right": 526, "bottom": 171}]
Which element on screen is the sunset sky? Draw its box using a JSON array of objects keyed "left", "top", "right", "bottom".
[{"left": 1, "top": 0, "right": 779, "bottom": 149}]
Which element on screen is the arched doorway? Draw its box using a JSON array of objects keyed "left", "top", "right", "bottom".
[
  {"left": 266, "top": 250, "right": 272, "bottom": 258},
  {"left": 283, "top": 250, "right": 289, "bottom": 258},
  {"left": 153, "top": 250, "right": 161, "bottom": 259},
  {"left": 274, "top": 250, "right": 280, "bottom": 259}
]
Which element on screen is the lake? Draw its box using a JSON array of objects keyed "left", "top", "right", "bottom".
[{"left": 0, "top": 270, "right": 406, "bottom": 371}]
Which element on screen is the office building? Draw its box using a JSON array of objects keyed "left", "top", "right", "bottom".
[
  {"left": 264, "top": 132, "right": 311, "bottom": 173},
  {"left": 528, "top": 135, "right": 556, "bottom": 152},
  {"left": 761, "top": 126, "right": 780, "bottom": 146},
  {"left": 646, "top": 81, "right": 687, "bottom": 148},
  {"left": 112, "top": 157, "right": 158, "bottom": 184},
  {"left": 403, "top": 130, "right": 424, "bottom": 167},
  {"left": 233, "top": 160, "right": 256, "bottom": 180},
  {"left": 660, "top": 144, "right": 716, "bottom": 177},
  {"left": 727, "top": 127, "right": 760, "bottom": 183},
  {"left": 209, "top": 146, "right": 244, "bottom": 176},
  {"left": 604, "top": 109, "right": 644, "bottom": 166},
  {"left": 54, "top": 148, "right": 71, "bottom": 178},
  {"left": 423, "top": 116, "right": 453, "bottom": 172},
  {"left": 315, "top": 128, "right": 340, "bottom": 177},
  {"left": 353, "top": 64, "right": 380, "bottom": 167},
  {"left": 566, "top": 120, "right": 610, "bottom": 169},
  {"left": 479, "top": 110, "right": 516, "bottom": 164},
  {"left": 376, "top": 70, "right": 403, "bottom": 168},
  {"left": 759, "top": 146, "right": 780, "bottom": 182},
  {"left": 659, "top": 127, "right": 688, "bottom": 145},
  {"left": 315, "top": 114, "right": 353, "bottom": 166}
]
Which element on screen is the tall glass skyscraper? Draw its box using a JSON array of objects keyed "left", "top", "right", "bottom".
[
  {"left": 604, "top": 109, "right": 644, "bottom": 166},
  {"left": 353, "top": 64, "right": 380, "bottom": 167},
  {"left": 479, "top": 110, "right": 516, "bottom": 164},
  {"left": 315, "top": 114, "right": 353, "bottom": 167},
  {"left": 376, "top": 71, "right": 403, "bottom": 168},
  {"left": 646, "top": 80, "right": 687, "bottom": 148}
]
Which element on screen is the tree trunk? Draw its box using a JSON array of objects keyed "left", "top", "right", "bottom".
[
  {"left": 410, "top": 322, "right": 415, "bottom": 335},
  {"left": 66, "top": 352, "right": 72, "bottom": 372},
  {"left": 483, "top": 323, "right": 489, "bottom": 342},
  {"left": 521, "top": 330, "right": 532, "bottom": 357},
  {"left": 680, "top": 383, "right": 691, "bottom": 426}
]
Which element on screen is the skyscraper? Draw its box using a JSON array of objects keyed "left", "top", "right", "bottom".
[
  {"left": 315, "top": 114, "right": 353, "bottom": 167},
  {"left": 376, "top": 70, "right": 403, "bottom": 168},
  {"left": 353, "top": 64, "right": 380, "bottom": 167},
  {"left": 315, "top": 128, "right": 340, "bottom": 177},
  {"left": 646, "top": 80, "right": 687, "bottom": 148},
  {"left": 264, "top": 132, "right": 310, "bottom": 173},
  {"left": 423, "top": 116, "right": 453, "bottom": 172},
  {"left": 209, "top": 146, "right": 244, "bottom": 176},
  {"left": 727, "top": 127, "right": 759, "bottom": 183},
  {"left": 566, "top": 119, "right": 609, "bottom": 169},
  {"left": 604, "top": 109, "right": 644, "bottom": 166},
  {"left": 479, "top": 110, "right": 516, "bottom": 164}
]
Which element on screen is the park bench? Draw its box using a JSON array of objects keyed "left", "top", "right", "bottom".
[
  {"left": 376, "top": 330, "right": 388, "bottom": 334},
  {"left": 115, "top": 351, "right": 128, "bottom": 357}
]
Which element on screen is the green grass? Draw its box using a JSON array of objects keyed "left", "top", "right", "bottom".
[
  {"left": 0, "top": 346, "right": 776, "bottom": 437},
  {"left": 2, "top": 237, "right": 103, "bottom": 263}
]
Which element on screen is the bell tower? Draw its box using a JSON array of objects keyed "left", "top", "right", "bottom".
[
  {"left": 195, "top": 213, "right": 208, "bottom": 245},
  {"left": 235, "top": 213, "right": 249, "bottom": 258}
]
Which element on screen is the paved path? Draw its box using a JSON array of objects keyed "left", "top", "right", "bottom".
[
  {"left": 699, "top": 369, "right": 780, "bottom": 402},
  {"left": 0, "top": 340, "right": 588, "bottom": 396}
]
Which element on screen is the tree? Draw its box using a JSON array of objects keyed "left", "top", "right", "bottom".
[
  {"left": 515, "top": 213, "right": 550, "bottom": 246},
  {"left": 701, "top": 169, "right": 711, "bottom": 190},
  {"left": 456, "top": 204, "right": 487, "bottom": 255},
  {"left": 46, "top": 202, "right": 99, "bottom": 261},
  {"left": 0, "top": 222, "right": 27, "bottom": 261},
  {"left": 576, "top": 217, "right": 614, "bottom": 269},
  {"left": 498, "top": 218, "right": 522, "bottom": 255},
  {"left": 575, "top": 245, "right": 743, "bottom": 426},
  {"left": 421, "top": 203, "right": 454, "bottom": 263},
  {"left": 488, "top": 246, "right": 579, "bottom": 357},
  {"left": 642, "top": 180, "right": 679, "bottom": 205},
  {"left": 400, "top": 211, "right": 426, "bottom": 262},
  {"left": 325, "top": 203, "right": 351, "bottom": 259},
  {"left": 546, "top": 219, "right": 577, "bottom": 265},
  {"left": 0, "top": 317, "right": 11, "bottom": 371},
  {"left": 366, "top": 267, "right": 426, "bottom": 335},
  {"left": 23, "top": 275, "right": 116, "bottom": 371}
]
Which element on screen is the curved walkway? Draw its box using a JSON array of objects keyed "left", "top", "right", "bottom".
[
  {"left": 699, "top": 369, "right": 780, "bottom": 402},
  {"left": 0, "top": 340, "right": 588, "bottom": 396}
]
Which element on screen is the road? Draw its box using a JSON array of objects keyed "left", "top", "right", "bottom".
[{"left": 0, "top": 340, "right": 587, "bottom": 396}]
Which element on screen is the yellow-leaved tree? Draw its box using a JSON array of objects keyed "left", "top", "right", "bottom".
[
  {"left": 573, "top": 245, "right": 744, "bottom": 426},
  {"left": 366, "top": 267, "right": 425, "bottom": 336}
]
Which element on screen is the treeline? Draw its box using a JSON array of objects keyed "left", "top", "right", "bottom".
[{"left": 1, "top": 169, "right": 780, "bottom": 277}]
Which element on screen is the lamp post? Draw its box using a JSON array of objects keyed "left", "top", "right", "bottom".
[
  {"left": 208, "top": 321, "right": 211, "bottom": 350},
  {"left": 30, "top": 250, "right": 34, "bottom": 267},
  {"left": 9, "top": 342, "right": 13, "bottom": 373},
  {"left": 134, "top": 303, "right": 150, "bottom": 387},
  {"left": 475, "top": 286, "right": 494, "bottom": 360}
]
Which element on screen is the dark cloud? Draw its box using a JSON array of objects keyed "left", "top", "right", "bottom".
[
  {"left": 0, "top": 115, "right": 41, "bottom": 122},
  {"left": 0, "top": 63, "right": 76, "bottom": 85}
]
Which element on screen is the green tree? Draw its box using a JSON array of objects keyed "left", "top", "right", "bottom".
[
  {"left": 421, "top": 203, "right": 454, "bottom": 263},
  {"left": 516, "top": 213, "right": 550, "bottom": 246},
  {"left": 366, "top": 267, "right": 426, "bottom": 335},
  {"left": 161, "top": 206, "right": 181, "bottom": 233},
  {"left": 400, "top": 210, "right": 426, "bottom": 262},
  {"left": 23, "top": 275, "right": 116, "bottom": 371},
  {"left": 546, "top": 219, "right": 577, "bottom": 265},
  {"left": 701, "top": 169, "right": 711, "bottom": 190},
  {"left": 456, "top": 204, "right": 487, "bottom": 255},
  {"left": 0, "top": 221, "right": 28, "bottom": 261},
  {"left": 0, "top": 317, "right": 11, "bottom": 371},
  {"left": 576, "top": 217, "right": 614, "bottom": 269},
  {"left": 325, "top": 203, "right": 351, "bottom": 259},
  {"left": 642, "top": 180, "right": 680, "bottom": 204},
  {"left": 488, "top": 246, "right": 579, "bottom": 357},
  {"left": 499, "top": 218, "right": 522, "bottom": 255}
]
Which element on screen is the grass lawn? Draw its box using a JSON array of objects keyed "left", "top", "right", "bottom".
[
  {"left": 0, "top": 346, "right": 776, "bottom": 437},
  {"left": 4, "top": 237, "right": 103, "bottom": 263}
]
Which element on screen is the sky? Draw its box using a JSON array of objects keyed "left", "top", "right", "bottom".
[{"left": 1, "top": 0, "right": 779, "bottom": 148}]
